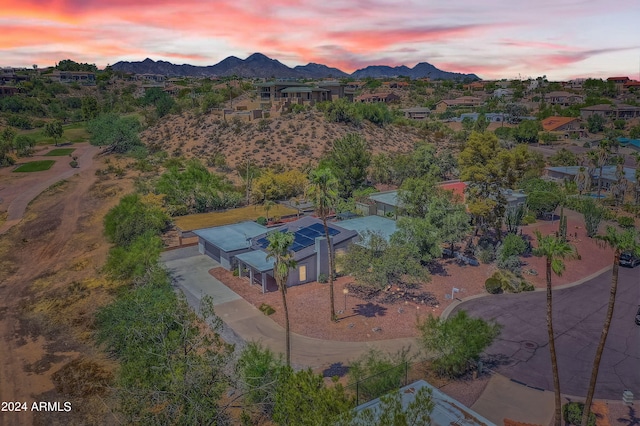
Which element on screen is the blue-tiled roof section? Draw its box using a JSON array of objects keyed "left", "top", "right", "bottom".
[
  {"left": 235, "top": 251, "right": 274, "bottom": 272},
  {"left": 546, "top": 166, "right": 637, "bottom": 184},
  {"left": 369, "top": 190, "right": 402, "bottom": 208},
  {"left": 337, "top": 216, "right": 397, "bottom": 243},
  {"left": 194, "top": 221, "right": 267, "bottom": 252}
]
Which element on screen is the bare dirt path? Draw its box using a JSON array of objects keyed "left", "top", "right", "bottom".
[
  {"left": 0, "top": 143, "right": 100, "bottom": 235},
  {"left": 0, "top": 146, "right": 110, "bottom": 426}
]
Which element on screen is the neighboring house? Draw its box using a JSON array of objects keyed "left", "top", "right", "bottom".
[
  {"left": 354, "top": 92, "right": 400, "bottom": 103},
  {"left": 580, "top": 103, "right": 640, "bottom": 120},
  {"left": 607, "top": 76, "right": 630, "bottom": 92},
  {"left": 543, "top": 91, "right": 583, "bottom": 106},
  {"left": 540, "top": 116, "right": 585, "bottom": 138},
  {"left": 457, "top": 112, "right": 505, "bottom": 122},
  {"left": 435, "top": 96, "right": 483, "bottom": 113},
  {"left": 463, "top": 81, "right": 485, "bottom": 91},
  {"left": 439, "top": 181, "right": 466, "bottom": 202},
  {"left": 564, "top": 78, "right": 586, "bottom": 89},
  {"left": 353, "top": 380, "right": 496, "bottom": 426},
  {"left": 545, "top": 166, "right": 637, "bottom": 191},
  {"left": 623, "top": 80, "right": 640, "bottom": 91},
  {"left": 136, "top": 73, "right": 166, "bottom": 83},
  {"left": 492, "top": 88, "right": 513, "bottom": 98},
  {"left": 197, "top": 217, "right": 358, "bottom": 293},
  {"left": 0, "top": 86, "right": 18, "bottom": 97},
  {"left": 503, "top": 189, "right": 528, "bottom": 209},
  {"left": 257, "top": 81, "right": 348, "bottom": 102},
  {"left": 400, "top": 107, "right": 431, "bottom": 120},
  {"left": 367, "top": 190, "right": 402, "bottom": 218},
  {"left": 49, "top": 70, "right": 96, "bottom": 85}
]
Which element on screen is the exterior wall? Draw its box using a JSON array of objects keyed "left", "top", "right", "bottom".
[
  {"left": 286, "top": 256, "right": 317, "bottom": 287},
  {"left": 375, "top": 202, "right": 396, "bottom": 217}
]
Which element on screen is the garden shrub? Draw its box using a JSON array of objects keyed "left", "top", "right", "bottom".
[
  {"left": 617, "top": 216, "right": 635, "bottom": 228},
  {"left": 484, "top": 278, "right": 502, "bottom": 294},
  {"left": 256, "top": 216, "right": 267, "bottom": 226},
  {"left": 317, "top": 273, "right": 328, "bottom": 284},
  {"left": 259, "top": 303, "right": 275, "bottom": 316},
  {"left": 562, "top": 402, "right": 596, "bottom": 426}
]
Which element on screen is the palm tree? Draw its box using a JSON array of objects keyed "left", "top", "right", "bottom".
[
  {"left": 307, "top": 167, "right": 339, "bottom": 322},
  {"left": 265, "top": 231, "right": 297, "bottom": 366},
  {"left": 533, "top": 231, "right": 577, "bottom": 426},
  {"left": 581, "top": 226, "right": 640, "bottom": 426}
]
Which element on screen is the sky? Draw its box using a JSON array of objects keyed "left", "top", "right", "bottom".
[{"left": 2, "top": 0, "right": 640, "bottom": 81}]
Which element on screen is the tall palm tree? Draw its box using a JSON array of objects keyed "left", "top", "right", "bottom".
[
  {"left": 581, "top": 226, "right": 640, "bottom": 426},
  {"left": 266, "top": 231, "right": 297, "bottom": 366},
  {"left": 533, "top": 231, "right": 577, "bottom": 426},
  {"left": 307, "top": 167, "right": 339, "bottom": 321}
]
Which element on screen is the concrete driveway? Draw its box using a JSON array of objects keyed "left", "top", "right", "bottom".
[{"left": 452, "top": 266, "right": 640, "bottom": 399}]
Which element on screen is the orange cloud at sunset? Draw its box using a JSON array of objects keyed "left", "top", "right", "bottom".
[{"left": 1, "top": 0, "right": 639, "bottom": 80}]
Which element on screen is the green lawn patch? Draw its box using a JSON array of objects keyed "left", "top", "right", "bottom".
[
  {"left": 19, "top": 122, "right": 89, "bottom": 145},
  {"left": 45, "top": 148, "right": 75, "bottom": 156},
  {"left": 13, "top": 160, "right": 56, "bottom": 172}
]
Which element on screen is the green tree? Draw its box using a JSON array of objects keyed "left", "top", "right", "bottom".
[
  {"left": 424, "top": 190, "right": 470, "bottom": 253},
  {"left": 105, "top": 232, "right": 164, "bottom": 280},
  {"left": 307, "top": 167, "right": 340, "bottom": 321},
  {"left": 341, "top": 231, "right": 428, "bottom": 289},
  {"left": 0, "top": 128, "right": 17, "bottom": 166},
  {"left": 514, "top": 120, "right": 542, "bottom": 144},
  {"left": 350, "top": 386, "right": 434, "bottom": 426},
  {"left": 324, "top": 133, "right": 371, "bottom": 198},
  {"left": 103, "top": 193, "right": 169, "bottom": 247},
  {"left": 81, "top": 96, "right": 99, "bottom": 121},
  {"left": 12, "top": 134, "right": 36, "bottom": 157},
  {"left": 87, "top": 113, "right": 142, "bottom": 153},
  {"left": 581, "top": 198, "right": 605, "bottom": 238},
  {"left": 44, "top": 120, "right": 64, "bottom": 146},
  {"left": 533, "top": 231, "right": 577, "bottom": 426},
  {"left": 347, "top": 348, "right": 413, "bottom": 403},
  {"left": 398, "top": 176, "right": 437, "bottom": 217},
  {"left": 266, "top": 231, "right": 297, "bottom": 366},
  {"left": 527, "top": 191, "right": 563, "bottom": 218},
  {"left": 549, "top": 148, "right": 578, "bottom": 166},
  {"left": 586, "top": 114, "right": 605, "bottom": 133},
  {"left": 417, "top": 310, "right": 501, "bottom": 378},
  {"left": 236, "top": 342, "right": 283, "bottom": 415},
  {"left": 272, "top": 368, "right": 353, "bottom": 426},
  {"left": 581, "top": 227, "right": 640, "bottom": 426}
]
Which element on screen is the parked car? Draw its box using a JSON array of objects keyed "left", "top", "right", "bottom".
[
  {"left": 619, "top": 252, "right": 640, "bottom": 268},
  {"left": 636, "top": 306, "right": 640, "bottom": 326}
]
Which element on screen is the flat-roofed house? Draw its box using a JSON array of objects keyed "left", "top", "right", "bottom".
[
  {"left": 580, "top": 104, "right": 640, "bottom": 120},
  {"left": 543, "top": 91, "right": 583, "bottom": 106}
]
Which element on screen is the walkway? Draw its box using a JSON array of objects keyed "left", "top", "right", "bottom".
[
  {"left": 161, "top": 247, "right": 418, "bottom": 368},
  {"left": 0, "top": 143, "right": 100, "bottom": 235}
]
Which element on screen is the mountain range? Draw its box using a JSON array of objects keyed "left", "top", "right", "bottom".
[{"left": 111, "top": 53, "right": 479, "bottom": 80}]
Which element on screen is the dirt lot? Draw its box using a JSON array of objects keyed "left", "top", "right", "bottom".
[{"left": 0, "top": 152, "right": 134, "bottom": 426}]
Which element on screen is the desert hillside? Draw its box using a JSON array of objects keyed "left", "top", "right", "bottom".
[{"left": 141, "top": 109, "right": 442, "bottom": 170}]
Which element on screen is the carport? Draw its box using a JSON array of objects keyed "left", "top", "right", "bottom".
[{"left": 235, "top": 250, "right": 276, "bottom": 293}]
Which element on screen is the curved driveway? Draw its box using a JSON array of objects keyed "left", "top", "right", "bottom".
[{"left": 452, "top": 266, "right": 639, "bottom": 399}]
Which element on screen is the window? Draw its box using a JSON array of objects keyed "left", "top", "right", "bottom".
[{"left": 299, "top": 265, "right": 307, "bottom": 282}]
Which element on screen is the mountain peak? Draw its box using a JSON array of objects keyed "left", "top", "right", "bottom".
[{"left": 111, "top": 54, "right": 480, "bottom": 80}]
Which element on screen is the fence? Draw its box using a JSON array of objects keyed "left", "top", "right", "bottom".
[{"left": 344, "top": 361, "right": 424, "bottom": 407}]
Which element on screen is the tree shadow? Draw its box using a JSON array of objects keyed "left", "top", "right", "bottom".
[
  {"left": 353, "top": 303, "right": 387, "bottom": 318},
  {"left": 618, "top": 406, "right": 640, "bottom": 426},
  {"left": 322, "top": 362, "right": 350, "bottom": 378},
  {"left": 427, "top": 261, "right": 448, "bottom": 276}
]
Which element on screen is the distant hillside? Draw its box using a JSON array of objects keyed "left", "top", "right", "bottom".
[
  {"left": 351, "top": 62, "right": 478, "bottom": 80},
  {"left": 112, "top": 54, "right": 479, "bottom": 80}
]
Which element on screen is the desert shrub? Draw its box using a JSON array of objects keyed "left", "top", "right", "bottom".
[
  {"left": 69, "top": 160, "right": 78, "bottom": 168},
  {"left": 317, "top": 273, "right": 328, "bottom": 283},
  {"left": 52, "top": 358, "right": 113, "bottom": 397},
  {"left": 259, "top": 303, "right": 275, "bottom": 316},
  {"left": 617, "top": 216, "right": 635, "bottom": 228},
  {"left": 522, "top": 213, "right": 537, "bottom": 224},
  {"left": 104, "top": 193, "right": 169, "bottom": 246},
  {"left": 562, "top": 402, "right": 596, "bottom": 426},
  {"left": 236, "top": 343, "right": 283, "bottom": 412},
  {"left": 497, "top": 234, "right": 527, "bottom": 261},
  {"left": 484, "top": 278, "right": 502, "bottom": 294},
  {"left": 418, "top": 311, "right": 501, "bottom": 378},
  {"left": 476, "top": 246, "right": 496, "bottom": 264},
  {"left": 497, "top": 254, "right": 522, "bottom": 275},
  {"left": 256, "top": 216, "right": 267, "bottom": 226},
  {"left": 489, "top": 270, "right": 533, "bottom": 293}
]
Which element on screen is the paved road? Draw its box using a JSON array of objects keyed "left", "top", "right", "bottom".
[
  {"left": 452, "top": 266, "right": 640, "bottom": 399},
  {"left": 161, "top": 247, "right": 419, "bottom": 369}
]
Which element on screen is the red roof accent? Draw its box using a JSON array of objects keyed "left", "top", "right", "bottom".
[{"left": 438, "top": 181, "right": 466, "bottom": 202}]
